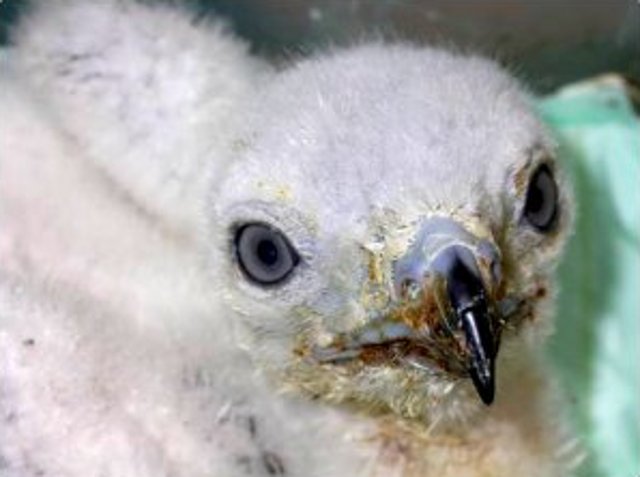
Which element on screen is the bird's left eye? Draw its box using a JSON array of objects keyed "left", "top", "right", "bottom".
[
  {"left": 234, "top": 223, "right": 299, "bottom": 285},
  {"left": 523, "top": 164, "right": 558, "bottom": 231}
]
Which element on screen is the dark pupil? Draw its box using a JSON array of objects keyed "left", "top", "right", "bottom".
[
  {"left": 527, "top": 182, "right": 544, "bottom": 214},
  {"left": 256, "top": 239, "right": 279, "bottom": 267}
]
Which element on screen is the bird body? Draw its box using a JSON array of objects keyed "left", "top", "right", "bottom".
[{"left": 0, "top": 2, "right": 579, "bottom": 476}]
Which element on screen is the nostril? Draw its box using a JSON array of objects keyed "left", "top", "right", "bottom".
[{"left": 393, "top": 259, "right": 429, "bottom": 300}]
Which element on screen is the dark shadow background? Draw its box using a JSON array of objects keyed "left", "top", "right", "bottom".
[{"left": 1, "top": 0, "right": 639, "bottom": 94}]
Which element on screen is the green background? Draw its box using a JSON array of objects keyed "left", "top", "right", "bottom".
[{"left": 541, "top": 81, "right": 640, "bottom": 477}]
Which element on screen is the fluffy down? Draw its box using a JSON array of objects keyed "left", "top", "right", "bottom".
[{"left": 0, "top": 2, "right": 580, "bottom": 476}]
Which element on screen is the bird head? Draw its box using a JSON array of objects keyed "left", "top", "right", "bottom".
[{"left": 210, "top": 45, "right": 572, "bottom": 420}]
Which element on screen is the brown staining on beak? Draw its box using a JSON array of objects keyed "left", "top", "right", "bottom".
[
  {"left": 304, "top": 219, "right": 521, "bottom": 404},
  {"left": 395, "top": 274, "right": 448, "bottom": 331},
  {"left": 309, "top": 275, "right": 474, "bottom": 378}
]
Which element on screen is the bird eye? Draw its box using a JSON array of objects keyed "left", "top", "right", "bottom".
[
  {"left": 234, "top": 223, "right": 299, "bottom": 285},
  {"left": 523, "top": 164, "right": 558, "bottom": 231}
]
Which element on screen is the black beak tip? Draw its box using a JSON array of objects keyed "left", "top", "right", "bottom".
[
  {"left": 470, "top": 366, "right": 495, "bottom": 405},
  {"left": 444, "top": 248, "right": 499, "bottom": 406}
]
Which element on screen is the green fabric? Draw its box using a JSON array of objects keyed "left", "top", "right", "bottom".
[{"left": 538, "top": 79, "right": 640, "bottom": 477}]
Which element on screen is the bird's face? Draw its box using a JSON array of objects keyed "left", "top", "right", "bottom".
[{"left": 211, "top": 46, "right": 572, "bottom": 420}]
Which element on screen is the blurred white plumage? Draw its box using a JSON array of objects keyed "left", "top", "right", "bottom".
[{"left": 0, "top": 2, "right": 579, "bottom": 476}]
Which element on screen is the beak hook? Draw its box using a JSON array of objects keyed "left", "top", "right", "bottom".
[
  {"left": 460, "top": 307, "right": 496, "bottom": 405},
  {"left": 446, "top": 252, "right": 497, "bottom": 405}
]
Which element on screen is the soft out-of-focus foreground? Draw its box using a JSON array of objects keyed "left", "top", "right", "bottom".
[{"left": 1, "top": 1, "right": 638, "bottom": 476}]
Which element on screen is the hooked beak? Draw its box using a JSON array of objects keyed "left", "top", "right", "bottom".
[
  {"left": 446, "top": 253, "right": 496, "bottom": 405},
  {"left": 393, "top": 218, "right": 502, "bottom": 405},
  {"left": 312, "top": 218, "right": 503, "bottom": 406}
]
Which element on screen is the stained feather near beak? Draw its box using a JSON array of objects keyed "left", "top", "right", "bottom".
[
  {"left": 394, "top": 218, "right": 501, "bottom": 405},
  {"left": 312, "top": 219, "right": 503, "bottom": 405}
]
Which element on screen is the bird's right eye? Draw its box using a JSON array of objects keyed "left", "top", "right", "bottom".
[
  {"left": 522, "top": 164, "right": 558, "bottom": 232},
  {"left": 234, "top": 223, "right": 300, "bottom": 286}
]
